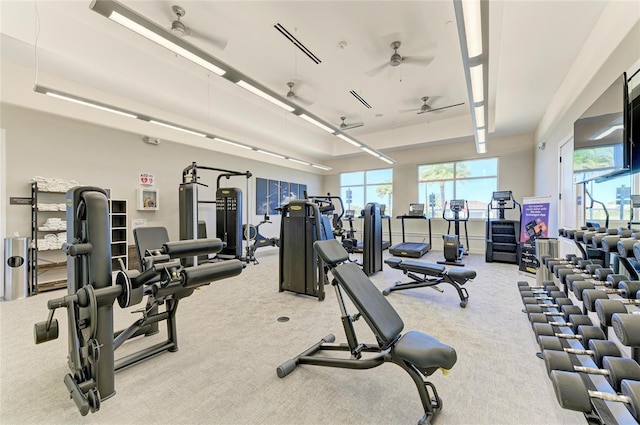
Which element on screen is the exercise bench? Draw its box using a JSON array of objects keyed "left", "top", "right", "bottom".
[
  {"left": 277, "top": 239, "right": 457, "bottom": 425},
  {"left": 384, "top": 258, "right": 475, "bottom": 308}
]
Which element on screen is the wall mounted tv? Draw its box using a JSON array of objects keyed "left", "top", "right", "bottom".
[
  {"left": 627, "top": 69, "right": 640, "bottom": 174},
  {"left": 573, "top": 72, "right": 629, "bottom": 184}
]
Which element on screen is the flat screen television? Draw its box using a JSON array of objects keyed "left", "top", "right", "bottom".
[{"left": 573, "top": 72, "right": 629, "bottom": 184}]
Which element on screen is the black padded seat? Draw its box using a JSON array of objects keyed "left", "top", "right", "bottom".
[
  {"left": 333, "top": 262, "right": 404, "bottom": 347},
  {"left": 397, "top": 259, "right": 446, "bottom": 275},
  {"left": 448, "top": 268, "right": 477, "bottom": 283},
  {"left": 392, "top": 330, "right": 457, "bottom": 372}
]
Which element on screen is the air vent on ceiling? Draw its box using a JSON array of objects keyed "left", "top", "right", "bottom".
[
  {"left": 350, "top": 90, "right": 372, "bottom": 109},
  {"left": 274, "top": 23, "right": 321, "bottom": 65}
]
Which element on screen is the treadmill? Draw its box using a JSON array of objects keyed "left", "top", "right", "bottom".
[{"left": 389, "top": 203, "right": 432, "bottom": 258}]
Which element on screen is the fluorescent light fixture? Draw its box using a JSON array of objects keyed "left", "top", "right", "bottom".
[
  {"left": 594, "top": 124, "right": 624, "bottom": 140},
  {"left": 89, "top": 1, "right": 227, "bottom": 76},
  {"left": 312, "top": 164, "right": 332, "bottom": 171},
  {"left": 299, "top": 113, "right": 335, "bottom": 134},
  {"left": 476, "top": 129, "right": 486, "bottom": 144},
  {"left": 288, "top": 158, "right": 311, "bottom": 166},
  {"left": 36, "top": 85, "right": 137, "bottom": 119},
  {"left": 474, "top": 105, "right": 485, "bottom": 128},
  {"left": 380, "top": 156, "right": 394, "bottom": 165},
  {"left": 336, "top": 134, "right": 362, "bottom": 147},
  {"left": 236, "top": 80, "right": 295, "bottom": 112},
  {"left": 461, "top": 0, "right": 483, "bottom": 58},
  {"left": 361, "top": 147, "right": 381, "bottom": 157},
  {"left": 256, "top": 149, "right": 286, "bottom": 159},
  {"left": 149, "top": 120, "right": 206, "bottom": 137},
  {"left": 469, "top": 64, "right": 484, "bottom": 103},
  {"left": 213, "top": 137, "right": 252, "bottom": 150},
  {"left": 477, "top": 143, "right": 487, "bottom": 154}
]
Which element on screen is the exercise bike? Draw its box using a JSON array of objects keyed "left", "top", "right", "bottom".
[
  {"left": 438, "top": 199, "right": 469, "bottom": 266},
  {"left": 243, "top": 214, "right": 279, "bottom": 264}
]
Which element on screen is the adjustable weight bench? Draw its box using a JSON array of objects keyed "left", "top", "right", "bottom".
[
  {"left": 384, "top": 258, "right": 475, "bottom": 308},
  {"left": 277, "top": 239, "right": 457, "bottom": 425}
]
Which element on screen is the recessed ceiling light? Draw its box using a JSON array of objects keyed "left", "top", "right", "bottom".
[{"left": 375, "top": 114, "right": 383, "bottom": 118}]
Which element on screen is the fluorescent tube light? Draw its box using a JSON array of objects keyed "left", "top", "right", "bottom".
[
  {"left": 213, "top": 137, "right": 252, "bottom": 150},
  {"left": 462, "top": 0, "right": 483, "bottom": 58},
  {"left": 149, "top": 120, "right": 206, "bottom": 137},
  {"left": 299, "top": 114, "right": 335, "bottom": 134},
  {"left": 594, "top": 124, "right": 624, "bottom": 140},
  {"left": 474, "top": 105, "right": 485, "bottom": 128},
  {"left": 380, "top": 156, "right": 394, "bottom": 165},
  {"left": 288, "top": 158, "right": 311, "bottom": 166},
  {"left": 470, "top": 64, "right": 484, "bottom": 103},
  {"left": 336, "top": 134, "right": 362, "bottom": 147},
  {"left": 256, "top": 149, "right": 286, "bottom": 159},
  {"left": 40, "top": 89, "right": 137, "bottom": 119},
  {"left": 236, "top": 80, "right": 295, "bottom": 112},
  {"left": 476, "top": 129, "right": 486, "bottom": 144},
  {"left": 361, "top": 147, "right": 381, "bottom": 157},
  {"left": 312, "top": 164, "right": 332, "bottom": 171},
  {"left": 477, "top": 143, "right": 487, "bottom": 154}
]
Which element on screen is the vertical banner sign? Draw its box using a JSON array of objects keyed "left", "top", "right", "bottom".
[{"left": 519, "top": 196, "right": 551, "bottom": 273}]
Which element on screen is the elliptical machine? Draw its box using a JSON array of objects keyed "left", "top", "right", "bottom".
[
  {"left": 242, "top": 214, "right": 279, "bottom": 264},
  {"left": 438, "top": 199, "right": 469, "bottom": 266}
]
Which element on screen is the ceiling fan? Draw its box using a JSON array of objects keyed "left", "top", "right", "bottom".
[
  {"left": 366, "top": 41, "right": 435, "bottom": 77},
  {"left": 415, "top": 96, "right": 465, "bottom": 114},
  {"left": 168, "top": 5, "right": 228, "bottom": 50},
  {"left": 339, "top": 116, "right": 364, "bottom": 130},
  {"left": 286, "top": 82, "right": 313, "bottom": 106}
]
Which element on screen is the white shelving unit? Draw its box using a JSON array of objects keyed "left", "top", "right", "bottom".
[{"left": 109, "top": 199, "right": 128, "bottom": 272}]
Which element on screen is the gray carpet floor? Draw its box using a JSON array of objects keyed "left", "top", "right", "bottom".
[{"left": 0, "top": 248, "right": 586, "bottom": 425}]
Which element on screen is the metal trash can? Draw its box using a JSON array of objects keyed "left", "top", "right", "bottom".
[
  {"left": 535, "top": 238, "right": 558, "bottom": 286},
  {"left": 4, "top": 237, "right": 30, "bottom": 301}
]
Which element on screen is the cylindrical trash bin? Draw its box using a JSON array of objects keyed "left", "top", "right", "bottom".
[
  {"left": 535, "top": 238, "right": 558, "bottom": 286},
  {"left": 4, "top": 237, "right": 30, "bottom": 301}
]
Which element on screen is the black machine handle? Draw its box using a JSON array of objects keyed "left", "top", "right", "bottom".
[{"left": 162, "top": 238, "right": 224, "bottom": 258}]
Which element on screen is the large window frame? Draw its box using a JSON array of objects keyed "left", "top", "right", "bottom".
[
  {"left": 418, "top": 157, "right": 498, "bottom": 219},
  {"left": 340, "top": 168, "right": 393, "bottom": 216}
]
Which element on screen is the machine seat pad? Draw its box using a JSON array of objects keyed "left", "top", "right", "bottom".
[
  {"left": 398, "top": 260, "right": 446, "bottom": 276},
  {"left": 393, "top": 331, "right": 457, "bottom": 371},
  {"left": 313, "top": 239, "right": 350, "bottom": 267},
  {"left": 448, "top": 268, "right": 477, "bottom": 283}
]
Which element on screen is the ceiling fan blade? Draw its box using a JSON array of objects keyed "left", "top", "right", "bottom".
[
  {"left": 365, "top": 62, "right": 389, "bottom": 77},
  {"left": 189, "top": 28, "right": 228, "bottom": 50},
  {"left": 399, "top": 108, "right": 418, "bottom": 114},
  {"left": 341, "top": 122, "right": 364, "bottom": 130},
  {"left": 290, "top": 95, "right": 314, "bottom": 107},
  {"left": 427, "top": 102, "right": 465, "bottom": 113},
  {"left": 402, "top": 55, "right": 435, "bottom": 67}
]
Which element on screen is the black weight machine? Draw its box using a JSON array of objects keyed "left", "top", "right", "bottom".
[
  {"left": 33, "top": 187, "right": 244, "bottom": 415},
  {"left": 438, "top": 199, "right": 469, "bottom": 266},
  {"left": 242, "top": 214, "right": 279, "bottom": 264},
  {"left": 180, "top": 162, "right": 252, "bottom": 264},
  {"left": 485, "top": 190, "right": 521, "bottom": 264},
  {"left": 279, "top": 199, "right": 332, "bottom": 301}
]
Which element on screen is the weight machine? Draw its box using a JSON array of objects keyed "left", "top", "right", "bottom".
[
  {"left": 438, "top": 199, "right": 469, "bottom": 266},
  {"left": 242, "top": 214, "right": 279, "bottom": 264},
  {"left": 486, "top": 191, "right": 521, "bottom": 264},
  {"left": 33, "top": 187, "right": 244, "bottom": 415},
  {"left": 180, "top": 162, "right": 252, "bottom": 264}
]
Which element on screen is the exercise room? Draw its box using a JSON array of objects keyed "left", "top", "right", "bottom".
[{"left": 1, "top": 1, "right": 640, "bottom": 424}]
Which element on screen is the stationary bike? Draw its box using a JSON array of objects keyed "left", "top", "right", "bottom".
[
  {"left": 438, "top": 199, "right": 469, "bottom": 266},
  {"left": 242, "top": 214, "right": 279, "bottom": 264}
]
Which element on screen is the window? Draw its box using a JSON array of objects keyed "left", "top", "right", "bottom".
[
  {"left": 340, "top": 168, "right": 393, "bottom": 216},
  {"left": 418, "top": 158, "right": 498, "bottom": 218},
  {"left": 584, "top": 173, "right": 632, "bottom": 226}
]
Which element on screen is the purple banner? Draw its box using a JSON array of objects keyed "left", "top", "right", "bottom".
[{"left": 520, "top": 198, "right": 550, "bottom": 243}]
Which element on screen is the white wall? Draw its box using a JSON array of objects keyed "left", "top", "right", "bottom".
[{"left": 1, "top": 104, "right": 322, "bottom": 246}]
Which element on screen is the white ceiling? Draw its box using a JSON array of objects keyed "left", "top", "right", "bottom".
[{"left": 0, "top": 1, "right": 611, "bottom": 170}]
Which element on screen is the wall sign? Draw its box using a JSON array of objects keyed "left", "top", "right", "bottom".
[{"left": 139, "top": 173, "right": 155, "bottom": 186}]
